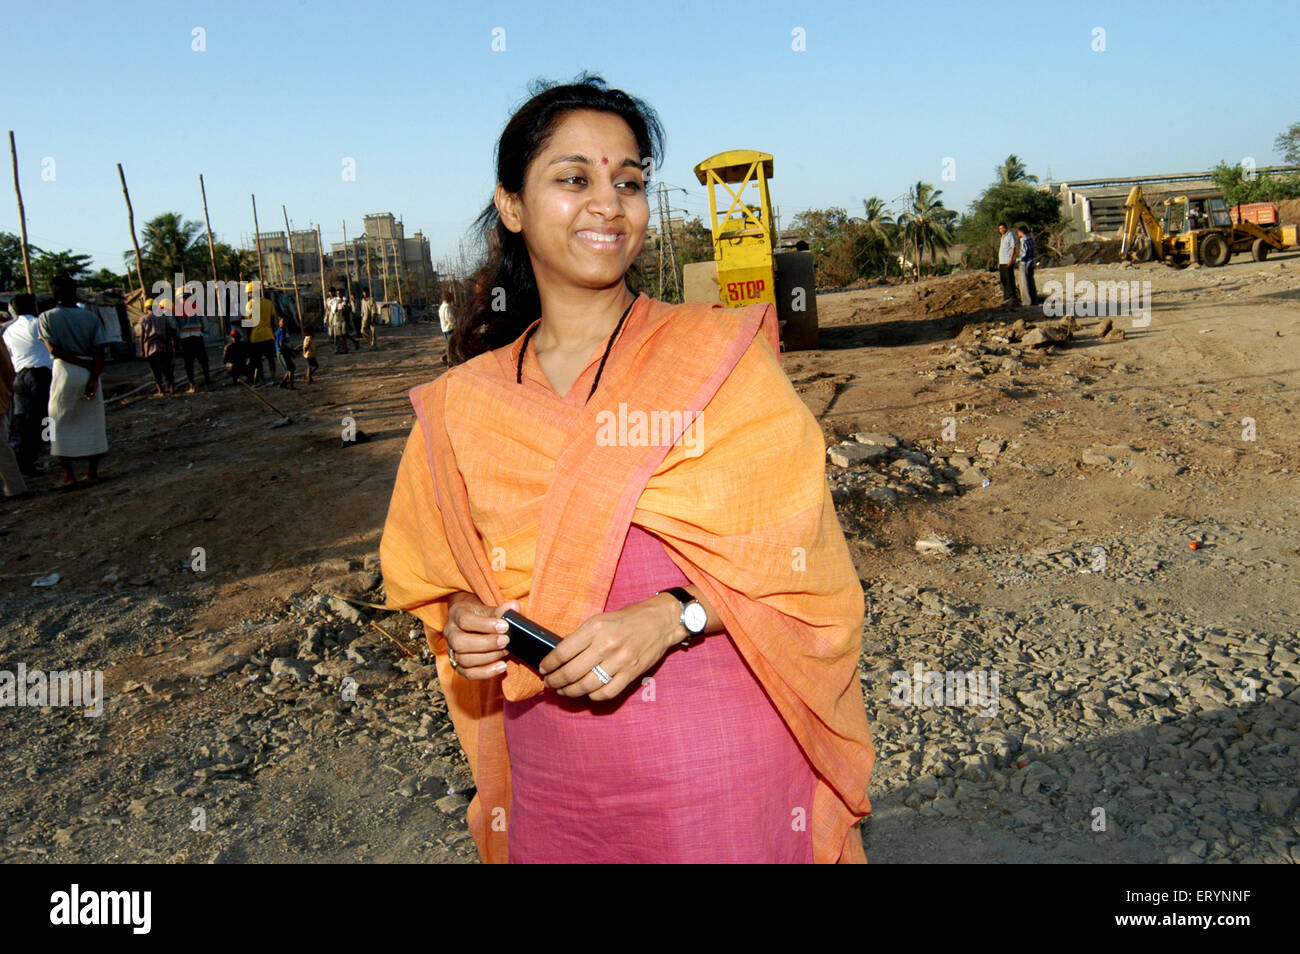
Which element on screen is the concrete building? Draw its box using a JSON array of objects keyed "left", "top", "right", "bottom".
[
  {"left": 246, "top": 229, "right": 327, "bottom": 284},
  {"left": 362, "top": 213, "right": 434, "bottom": 293}
]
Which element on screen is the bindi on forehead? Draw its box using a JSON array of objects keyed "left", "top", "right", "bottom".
[{"left": 601, "top": 157, "right": 608, "bottom": 164}]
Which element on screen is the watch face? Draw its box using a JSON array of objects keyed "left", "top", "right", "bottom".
[{"left": 683, "top": 602, "right": 707, "bottom": 634}]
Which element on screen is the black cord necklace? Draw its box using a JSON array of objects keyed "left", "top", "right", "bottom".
[{"left": 516, "top": 295, "right": 637, "bottom": 403}]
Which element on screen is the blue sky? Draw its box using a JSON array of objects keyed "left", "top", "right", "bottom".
[{"left": 3, "top": 0, "right": 1297, "bottom": 273}]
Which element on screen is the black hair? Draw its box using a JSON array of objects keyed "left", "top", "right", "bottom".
[
  {"left": 49, "top": 274, "right": 77, "bottom": 304},
  {"left": 449, "top": 72, "right": 664, "bottom": 365},
  {"left": 10, "top": 293, "right": 36, "bottom": 316},
  {"left": 1017, "top": 225, "right": 1029, "bottom": 234},
  {"left": 997, "top": 222, "right": 1008, "bottom": 229}
]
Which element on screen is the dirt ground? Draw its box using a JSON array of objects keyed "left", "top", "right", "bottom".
[{"left": 2, "top": 252, "right": 1297, "bottom": 863}]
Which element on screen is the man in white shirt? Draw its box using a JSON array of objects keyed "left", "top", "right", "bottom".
[
  {"left": 3, "top": 293, "right": 54, "bottom": 476},
  {"left": 438, "top": 293, "right": 455, "bottom": 365},
  {"left": 323, "top": 288, "right": 338, "bottom": 347},
  {"left": 328, "top": 288, "right": 351, "bottom": 354},
  {"left": 997, "top": 222, "right": 1018, "bottom": 304}
]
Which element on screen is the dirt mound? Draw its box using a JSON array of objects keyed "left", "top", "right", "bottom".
[
  {"left": 1275, "top": 199, "right": 1300, "bottom": 226},
  {"left": 1061, "top": 239, "right": 1125, "bottom": 265},
  {"left": 912, "top": 271, "right": 1003, "bottom": 319}
]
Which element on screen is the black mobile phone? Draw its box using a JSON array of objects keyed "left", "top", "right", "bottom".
[{"left": 500, "top": 610, "right": 562, "bottom": 671}]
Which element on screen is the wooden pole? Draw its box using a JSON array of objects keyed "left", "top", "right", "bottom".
[
  {"left": 390, "top": 238, "right": 404, "bottom": 307},
  {"left": 364, "top": 235, "right": 375, "bottom": 300},
  {"left": 199, "top": 173, "right": 226, "bottom": 337},
  {"left": 314, "top": 225, "right": 327, "bottom": 327},
  {"left": 341, "top": 219, "right": 352, "bottom": 300},
  {"left": 251, "top": 193, "right": 266, "bottom": 285},
  {"left": 379, "top": 232, "right": 390, "bottom": 301},
  {"left": 419, "top": 230, "right": 432, "bottom": 305},
  {"left": 8, "top": 131, "right": 33, "bottom": 293},
  {"left": 116, "top": 163, "right": 147, "bottom": 300},
  {"left": 282, "top": 205, "right": 303, "bottom": 334}
]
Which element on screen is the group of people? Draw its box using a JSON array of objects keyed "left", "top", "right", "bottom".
[
  {"left": 325, "top": 287, "right": 378, "bottom": 354},
  {"left": 137, "top": 291, "right": 214, "bottom": 395},
  {"left": 997, "top": 221, "right": 1038, "bottom": 307},
  {"left": 1, "top": 276, "right": 110, "bottom": 498},
  {"left": 140, "top": 281, "right": 319, "bottom": 393},
  {"left": 1, "top": 275, "right": 398, "bottom": 501}
]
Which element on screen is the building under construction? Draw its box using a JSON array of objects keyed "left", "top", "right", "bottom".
[{"left": 244, "top": 212, "right": 436, "bottom": 300}]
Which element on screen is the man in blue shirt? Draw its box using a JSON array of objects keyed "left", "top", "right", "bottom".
[
  {"left": 274, "top": 317, "right": 297, "bottom": 390},
  {"left": 1015, "top": 225, "right": 1038, "bottom": 307}
]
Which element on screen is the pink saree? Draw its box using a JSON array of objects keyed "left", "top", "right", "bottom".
[{"left": 503, "top": 524, "right": 818, "bottom": 863}]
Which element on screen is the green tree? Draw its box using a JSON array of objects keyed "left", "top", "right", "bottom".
[
  {"left": 957, "top": 181, "right": 1063, "bottom": 269},
  {"left": 84, "top": 267, "right": 126, "bottom": 292},
  {"left": 1274, "top": 121, "right": 1300, "bottom": 165},
  {"left": 1209, "top": 161, "right": 1300, "bottom": 206},
  {"left": 791, "top": 208, "right": 855, "bottom": 285},
  {"left": 897, "top": 182, "right": 954, "bottom": 282},
  {"left": 857, "top": 196, "right": 899, "bottom": 277},
  {"left": 32, "top": 249, "right": 93, "bottom": 291},
  {"left": 210, "top": 241, "right": 256, "bottom": 282},
  {"left": 0, "top": 231, "right": 43, "bottom": 291},
  {"left": 861, "top": 196, "right": 895, "bottom": 242},
  {"left": 135, "top": 212, "right": 206, "bottom": 284},
  {"left": 998, "top": 154, "right": 1038, "bottom": 184}
]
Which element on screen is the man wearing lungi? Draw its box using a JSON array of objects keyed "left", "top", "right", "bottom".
[{"left": 37, "top": 275, "right": 109, "bottom": 490}]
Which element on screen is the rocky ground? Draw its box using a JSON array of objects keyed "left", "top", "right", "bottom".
[{"left": 1, "top": 253, "right": 1297, "bottom": 863}]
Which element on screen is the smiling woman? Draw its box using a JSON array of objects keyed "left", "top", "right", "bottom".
[{"left": 381, "top": 74, "right": 874, "bottom": 864}]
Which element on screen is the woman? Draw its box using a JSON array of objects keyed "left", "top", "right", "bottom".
[{"left": 381, "top": 75, "right": 873, "bottom": 863}]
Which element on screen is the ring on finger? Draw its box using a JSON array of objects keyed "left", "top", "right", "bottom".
[
  {"left": 592, "top": 664, "right": 612, "bottom": 686},
  {"left": 448, "top": 647, "right": 459, "bottom": 671}
]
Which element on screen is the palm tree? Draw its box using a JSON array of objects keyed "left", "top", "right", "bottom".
[
  {"left": 998, "top": 154, "right": 1038, "bottom": 184},
  {"left": 897, "top": 181, "right": 954, "bottom": 282},
  {"left": 858, "top": 196, "right": 898, "bottom": 277},
  {"left": 861, "top": 196, "right": 894, "bottom": 242},
  {"left": 139, "top": 212, "right": 203, "bottom": 283}
]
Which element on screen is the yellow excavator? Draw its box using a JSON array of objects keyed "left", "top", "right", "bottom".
[{"left": 1121, "top": 186, "right": 1297, "bottom": 267}]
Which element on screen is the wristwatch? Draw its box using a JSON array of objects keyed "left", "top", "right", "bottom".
[{"left": 657, "top": 586, "right": 707, "bottom": 647}]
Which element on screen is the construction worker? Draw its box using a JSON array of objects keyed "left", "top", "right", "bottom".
[
  {"left": 244, "top": 280, "right": 277, "bottom": 384},
  {"left": 176, "top": 290, "right": 212, "bottom": 392},
  {"left": 223, "top": 328, "right": 254, "bottom": 385},
  {"left": 139, "top": 297, "right": 178, "bottom": 395}
]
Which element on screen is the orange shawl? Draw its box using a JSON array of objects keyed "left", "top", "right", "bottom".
[{"left": 381, "top": 293, "right": 873, "bottom": 863}]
